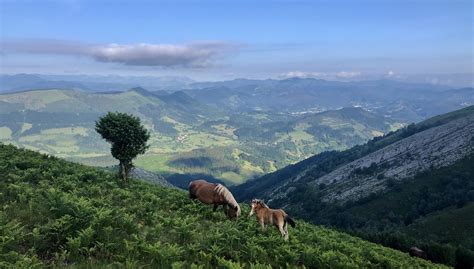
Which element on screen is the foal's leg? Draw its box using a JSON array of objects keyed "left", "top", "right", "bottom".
[
  {"left": 284, "top": 222, "right": 289, "bottom": 240},
  {"left": 278, "top": 222, "right": 287, "bottom": 241}
]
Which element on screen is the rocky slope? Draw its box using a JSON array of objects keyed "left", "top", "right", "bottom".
[
  {"left": 285, "top": 112, "right": 474, "bottom": 203},
  {"left": 234, "top": 105, "right": 474, "bottom": 204}
]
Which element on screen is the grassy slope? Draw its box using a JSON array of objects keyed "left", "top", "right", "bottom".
[{"left": 0, "top": 144, "right": 444, "bottom": 268}]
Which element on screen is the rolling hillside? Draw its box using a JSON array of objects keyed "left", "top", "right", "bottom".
[
  {"left": 233, "top": 106, "right": 474, "bottom": 267},
  {"left": 0, "top": 88, "right": 399, "bottom": 185},
  {"left": 0, "top": 143, "right": 445, "bottom": 268}
]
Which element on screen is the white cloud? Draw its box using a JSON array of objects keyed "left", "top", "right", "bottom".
[
  {"left": 281, "top": 70, "right": 362, "bottom": 79},
  {"left": 335, "top": 71, "right": 361, "bottom": 78},
  {"left": 280, "top": 71, "right": 328, "bottom": 79},
  {"left": 0, "top": 39, "right": 236, "bottom": 68}
]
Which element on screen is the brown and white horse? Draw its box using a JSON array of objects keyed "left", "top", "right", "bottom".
[
  {"left": 249, "top": 199, "right": 296, "bottom": 240},
  {"left": 188, "top": 179, "right": 241, "bottom": 219}
]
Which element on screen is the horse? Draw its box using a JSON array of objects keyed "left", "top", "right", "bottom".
[
  {"left": 188, "top": 179, "right": 241, "bottom": 219},
  {"left": 409, "top": 246, "right": 428, "bottom": 260},
  {"left": 249, "top": 199, "right": 296, "bottom": 241}
]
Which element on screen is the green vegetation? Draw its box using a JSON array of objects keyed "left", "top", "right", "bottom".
[
  {"left": 0, "top": 88, "right": 398, "bottom": 185},
  {"left": 95, "top": 112, "right": 150, "bottom": 182},
  {"left": 279, "top": 153, "right": 474, "bottom": 267},
  {"left": 0, "top": 144, "right": 444, "bottom": 268},
  {"left": 234, "top": 106, "right": 474, "bottom": 268}
]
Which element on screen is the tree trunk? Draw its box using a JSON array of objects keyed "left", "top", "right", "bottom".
[{"left": 119, "top": 161, "right": 128, "bottom": 183}]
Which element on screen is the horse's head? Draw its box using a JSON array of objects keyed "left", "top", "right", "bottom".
[
  {"left": 249, "top": 199, "right": 266, "bottom": 216},
  {"left": 227, "top": 204, "right": 241, "bottom": 219}
]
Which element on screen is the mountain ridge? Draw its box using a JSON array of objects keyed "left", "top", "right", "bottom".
[{"left": 233, "top": 105, "right": 474, "bottom": 201}]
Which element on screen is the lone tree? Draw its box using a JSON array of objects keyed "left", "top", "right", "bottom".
[{"left": 95, "top": 112, "right": 150, "bottom": 182}]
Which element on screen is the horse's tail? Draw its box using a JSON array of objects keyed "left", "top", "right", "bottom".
[{"left": 285, "top": 216, "right": 296, "bottom": 228}]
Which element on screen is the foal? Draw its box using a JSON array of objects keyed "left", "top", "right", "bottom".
[{"left": 249, "top": 199, "right": 296, "bottom": 240}]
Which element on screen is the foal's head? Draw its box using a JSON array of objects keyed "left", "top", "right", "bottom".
[{"left": 249, "top": 199, "right": 269, "bottom": 216}]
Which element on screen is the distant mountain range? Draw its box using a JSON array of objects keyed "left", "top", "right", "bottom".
[
  {"left": 185, "top": 78, "right": 473, "bottom": 122},
  {"left": 0, "top": 74, "right": 194, "bottom": 92},
  {"left": 2, "top": 74, "right": 473, "bottom": 121}
]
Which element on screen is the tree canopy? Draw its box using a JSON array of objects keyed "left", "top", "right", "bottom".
[{"left": 95, "top": 112, "right": 150, "bottom": 181}]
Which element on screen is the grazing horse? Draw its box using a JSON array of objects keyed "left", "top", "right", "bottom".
[
  {"left": 249, "top": 199, "right": 296, "bottom": 241},
  {"left": 409, "top": 247, "right": 428, "bottom": 260},
  {"left": 188, "top": 179, "right": 241, "bottom": 219}
]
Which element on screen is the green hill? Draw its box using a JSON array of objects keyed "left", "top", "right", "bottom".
[
  {"left": 0, "top": 144, "right": 444, "bottom": 268},
  {"left": 0, "top": 88, "right": 399, "bottom": 185}
]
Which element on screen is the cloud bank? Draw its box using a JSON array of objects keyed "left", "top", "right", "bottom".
[
  {"left": 280, "top": 71, "right": 363, "bottom": 80},
  {"left": 0, "top": 39, "right": 235, "bottom": 68}
]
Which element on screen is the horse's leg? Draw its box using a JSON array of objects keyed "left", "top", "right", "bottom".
[
  {"left": 222, "top": 204, "right": 228, "bottom": 213},
  {"left": 278, "top": 222, "right": 287, "bottom": 241},
  {"left": 213, "top": 204, "right": 218, "bottom": 212},
  {"left": 260, "top": 219, "right": 266, "bottom": 231},
  {"left": 284, "top": 222, "right": 289, "bottom": 240}
]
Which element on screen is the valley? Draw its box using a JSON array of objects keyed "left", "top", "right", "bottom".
[{"left": 1, "top": 78, "right": 472, "bottom": 186}]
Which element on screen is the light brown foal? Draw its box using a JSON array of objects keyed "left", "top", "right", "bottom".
[{"left": 249, "top": 199, "right": 296, "bottom": 240}]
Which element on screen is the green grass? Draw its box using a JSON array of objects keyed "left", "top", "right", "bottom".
[
  {"left": 135, "top": 153, "right": 176, "bottom": 174},
  {"left": 0, "top": 126, "right": 12, "bottom": 139},
  {"left": 0, "top": 143, "right": 445, "bottom": 268},
  {"left": 136, "top": 147, "right": 267, "bottom": 186},
  {"left": 41, "top": 127, "right": 89, "bottom": 136},
  {"left": 405, "top": 203, "right": 474, "bottom": 247},
  {"left": 0, "top": 89, "right": 71, "bottom": 109}
]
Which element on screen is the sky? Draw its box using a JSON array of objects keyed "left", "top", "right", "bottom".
[{"left": 0, "top": 0, "right": 473, "bottom": 81}]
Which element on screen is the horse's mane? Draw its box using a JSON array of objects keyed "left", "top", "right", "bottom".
[
  {"left": 253, "top": 199, "right": 269, "bottom": 208},
  {"left": 215, "top": 184, "right": 241, "bottom": 214}
]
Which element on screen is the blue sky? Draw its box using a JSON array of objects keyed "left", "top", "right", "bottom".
[{"left": 1, "top": 0, "right": 472, "bottom": 80}]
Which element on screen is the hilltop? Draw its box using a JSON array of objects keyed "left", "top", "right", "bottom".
[{"left": 0, "top": 143, "right": 445, "bottom": 268}]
